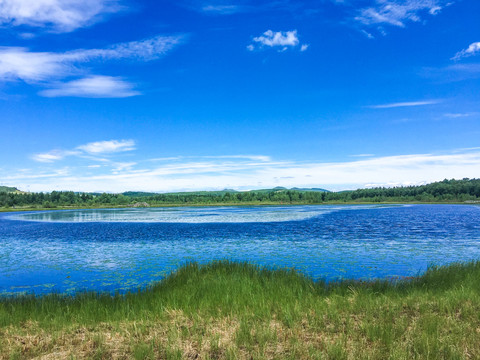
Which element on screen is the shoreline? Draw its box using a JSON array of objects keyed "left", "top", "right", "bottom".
[
  {"left": 0, "top": 201, "right": 473, "bottom": 213},
  {"left": 0, "top": 260, "right": 459, "bottom": 300}
]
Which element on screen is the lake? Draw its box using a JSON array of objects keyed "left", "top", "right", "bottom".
[{"left": 1, "top": 204, "right": 479, "bottom": 295}]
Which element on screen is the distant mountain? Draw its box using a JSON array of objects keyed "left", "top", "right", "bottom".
[
  {"left": 122, "top": 191, "right": 160, "bottom": 197},
  {"left": 0, "top": 187, "right": 331, "bottom": 197},
  {"left": 254, "top": 187, "right": 330, "bottom": 193},
  {"left": 291, "top": 187, "right": 330, "bottom": 192},
  {"left": 0, "top": 186, "right": 20, "bottom": 193},
  {"left": 162, "top": 189, "right": 239, "bottom": 196},
  {"left": 251, "top": 187, "right": 286, "bottom": 193},
  {"left": 122, "top": 189, "right": 240, "bottom": 197},
  {"left": 122, "top": 187, "right": 329, "bottom": 197}
]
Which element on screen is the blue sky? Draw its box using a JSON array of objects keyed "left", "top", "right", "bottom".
[{"left": 0, "top": 0, "right": 479, "bottom": 192}]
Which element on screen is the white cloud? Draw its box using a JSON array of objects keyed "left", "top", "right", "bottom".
[
  {"left": 193, "top": 0, "right": 302, "bottom": 15},
  {"left": 77, "top": 140, "right": 136, "bottom": 154},
  {"left": 201, "top": 4, "right": 241, "bottom": 14},
  {"left": 0, "top": 47, "right": 70, "bottom": 82},
  {"left": 149, "top": 155, "right": 272, "bottom": 163},
  {"left": 180, "top": 1, "right": 283, "bottom": 15},
  {"left": 39, "top": 76, "right": 140, "bottom": 98},
  {"left": 0, "top": 36, "right": 182, "bottom": 84},
  {"left": 112, "top": 162, "right": 137, "bottom": 172},
  {"left": 254, "top": 30, "right": 298, "bottom": 47},
  {"left": 65, "top": 35, "right": 183, "bottom": 62},
  {"left": 355, "top": 0, "right": 450, "bottom": 28},
  {"left": 32, "top": 150, "right": 74, "bottom": 163},
  {"left": 32, "top": 139, "right": 136, "bottom": 163},
  {"left": 0, "top": 0, "right": 122, "bottom": 32},
  {"left": 452, "top": 42, "right": 480, "bottom": 61},
  {"left": 351, "top": 154, "right": 375, "bottom": 157},
  {"left": 18, "top": 149, "right": 480, "bottom": 193},
  {"left": 248, "top": 30, "right": 308, "bottom": 52},
  {"left": 4, "top": 168, "right": 71, "bottom": 181},
  {"left": 0, "top": 35, "right": 182, "bottom": 97},
  {"left": 18, "top": 32, "right": 36, "bottom": 39},
  {"left": 367, "top": 100, "right": 441, "bottom": 109},
  {"left": 361, "top": 30, "right": 375, "bottom": 39},
  {"left": 421, "top": 63, "right": 480, "bottom": 82},
  {"left": 444, "top": 112, "right": 476, "bottom": 118},
  {"left": 202, "top": 155, "right": 272, "bottom": 162}
]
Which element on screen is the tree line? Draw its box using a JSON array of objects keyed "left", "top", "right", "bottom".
[{"left": 1, "top": 178, "right": 479, "bottom": 209}]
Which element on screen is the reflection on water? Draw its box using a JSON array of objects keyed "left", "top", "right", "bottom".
[
  {"left": 10, "top": 205, "right": 381, "bottom": 223},
  {"left": 1, "top": 205, "right": 480, "bottom": 295}
]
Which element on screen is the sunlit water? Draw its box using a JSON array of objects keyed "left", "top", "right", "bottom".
[{"left": 1, "top": 204, "right": 480, "bottom": 295}]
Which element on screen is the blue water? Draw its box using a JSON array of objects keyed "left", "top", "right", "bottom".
[{"left": 1, "top": 204, "right": 479, "bottom": 295}]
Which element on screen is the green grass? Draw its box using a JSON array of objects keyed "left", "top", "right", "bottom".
[{"left": 1, "top": 260, "right": 480, "bottom": 359}]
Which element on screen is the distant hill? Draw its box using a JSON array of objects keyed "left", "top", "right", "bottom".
[
  {"left": 122, "top": 191, "right": 160, "bottom": 197},
  {"left": 252, "top": 187, "right": 330, "bottom": 193},
  {"left": 161, "top": 189, "right": 240, "bottom": 196},
  {"left": 2, "top": 179, "right": 480, "bottom": 207},
  {"left": 291, "top": 187, "right": 330, "bottom": 192},
  {"left": 0, "top": 186, "right": 20, "bottom": 193},
  {"left": 122, "top": 189, "right": 240, "bottom": 197},
  {"left": 122, "top": 187, "right": 329, "bottom": 197}
]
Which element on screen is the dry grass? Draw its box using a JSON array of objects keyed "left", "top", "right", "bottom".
[{"left": 2, "top": 308, "right": 479, "bottom": 359}]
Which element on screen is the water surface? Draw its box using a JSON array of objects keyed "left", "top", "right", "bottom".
[{"left": 1, "top": 204, "right": 479, "bottom": 295}]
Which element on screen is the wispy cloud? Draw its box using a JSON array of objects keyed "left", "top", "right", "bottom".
[
  {"left": 420, "top": 63, "right": 480, "bottom": 82},
  {"left": 3, "top": 168, "right": 71, "bottom": 181},
  {"left": 300, "top": 44, "right": 310, "bottom": 52},
  {"left": 247, "top": 30, "right": 308, "bottom": 52},
  {"left": 350, "top": 154, "right": 375, "bottom": 158},
  {"left": 360, "top": 29, "right": 375, "bottom": 39},
  {"left": 452, "top": 42, "right": 480, "bottom": 61},
  {"left": 77, "top": 140, "right": 136, "bottom": 154},
  {"left": 112, "top": 162, "right": 137, "bottom": 173},
  {"left": 18, "top": 148, "right": 480, "bottom": 193},
  {"left": 201, "top": 4, "right": 242, "bottom": 14},
  {"left": 207, "top": 155, "right": 271, "bottom": 162},
  {"left": 179, "top": 0, "right": 246, "bottom": 14},
  {"left": 149, "top": 155, "right": 272, "bottom": 163},
  {"left": 32, "top": 139, "right": 136, "bottom": 162},
  {"left": 355, "top": 0, "right": 450, "bottom": 29},
  {"left": 65, "top": 35, "right": 183, "bottom": 62},
  {"left": 443, "top": 112, "right": 477, "bottom": 119},
  {"left": 0, "top": 0, "right": 122, "bottom": 32},
  {"left": 0, "top": 36, "right": 182, "bottom": 83},
  {"left": 179, "top": 0, "right": 296, "bottom": 15},
  {"left": 32, "top": 150, "right": 78, "bottom": 163},
  {"left": 0, "top": 47, "right": 70, "bottom": 83},
  {"left": 0, "top": 35, "right": 183, "bottom": 97},
  {"left": 367, "top": 100, "right": 441, "bottom": 109},
  {"left": 39, "top": 76, "right": 140, "bottom": 98}
]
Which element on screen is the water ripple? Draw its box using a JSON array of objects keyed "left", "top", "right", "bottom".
[{"left": 1, "top": 204, "right": 479, "bottom": 295}]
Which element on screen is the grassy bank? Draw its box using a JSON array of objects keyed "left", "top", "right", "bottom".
[{"left": 1, "top": 261, "right": 480, "bottom": 359}]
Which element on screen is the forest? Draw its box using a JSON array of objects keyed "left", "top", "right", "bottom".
[{"left": 1, "top": 178, "right": 479, "bottom": 209}]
